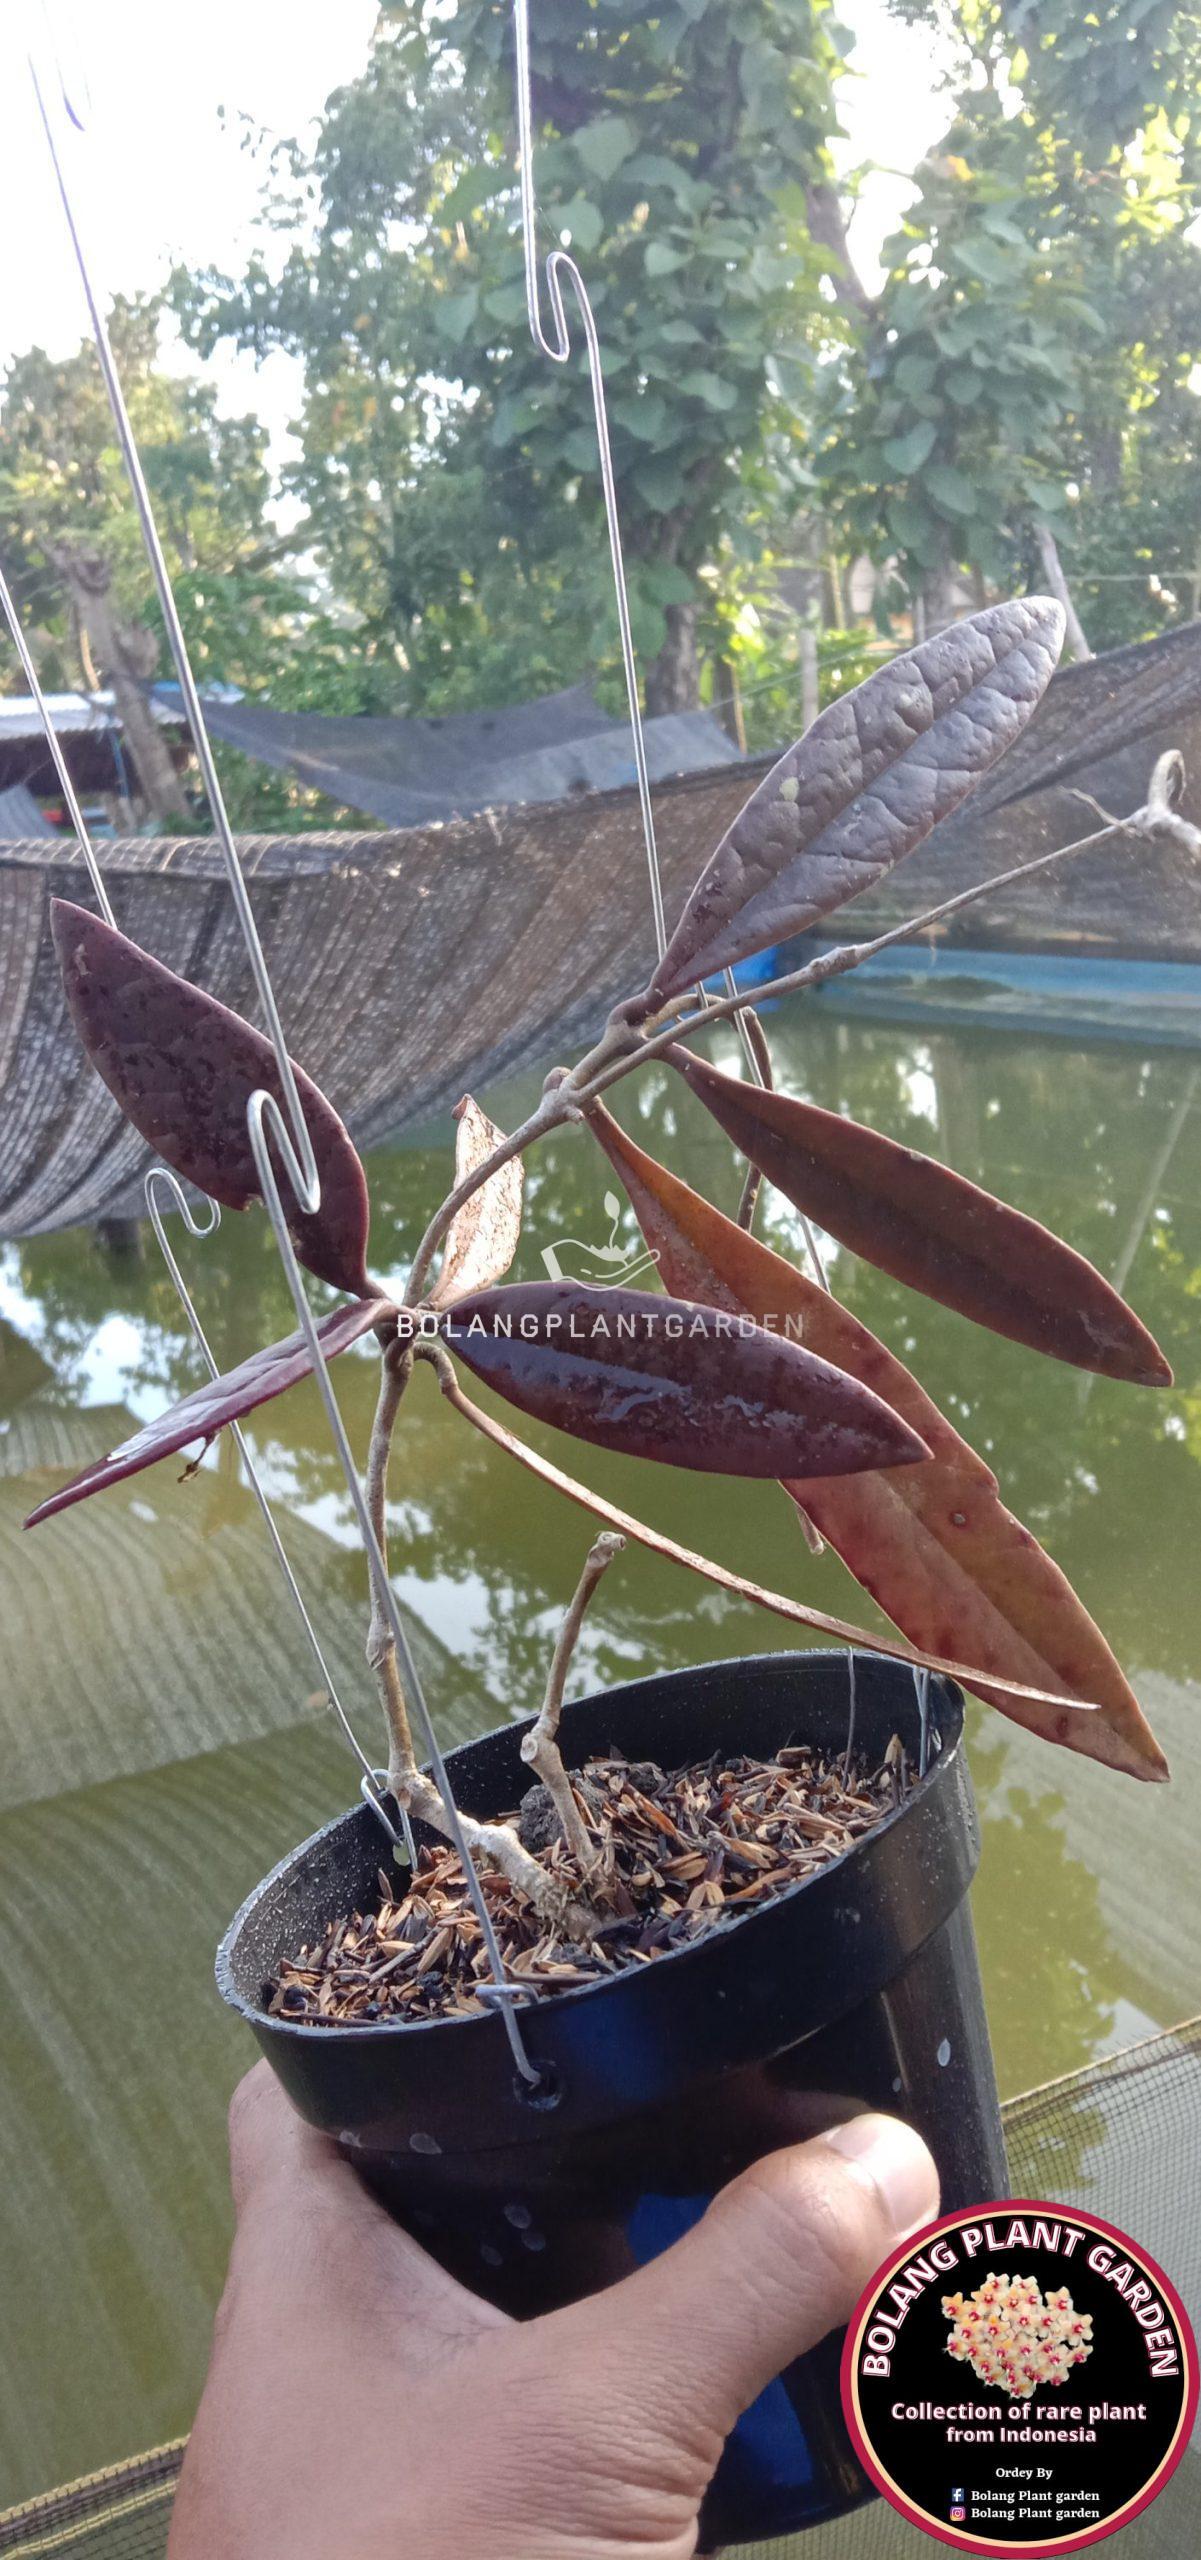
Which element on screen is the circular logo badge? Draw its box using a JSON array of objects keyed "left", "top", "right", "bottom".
[{"left": 841, "top": 2199, "right": 1196, "bottom": 2554}]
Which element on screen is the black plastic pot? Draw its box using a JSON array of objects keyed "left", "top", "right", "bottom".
[{"left": 218, "top": 1651, "right": 1006, "bottom": 2549}]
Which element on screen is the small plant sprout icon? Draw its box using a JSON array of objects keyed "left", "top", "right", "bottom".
[{"left": 541, "top": 1191, "right": 661, "bottom": 1287}]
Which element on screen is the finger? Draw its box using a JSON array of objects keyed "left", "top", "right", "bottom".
[
  {"left": 226, "top": 2062, "right": 510, "bottom": 2342},
  {"left": 227, "top": 2063, "right": 341, "bottom": 2216},
  {"left": 576, "top": 2115, "right": 939, "bottom": 2446}
]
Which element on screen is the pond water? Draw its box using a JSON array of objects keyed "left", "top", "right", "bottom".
[{"left": 1, "top": 1001, "right": 1198, "bottom": 2506}]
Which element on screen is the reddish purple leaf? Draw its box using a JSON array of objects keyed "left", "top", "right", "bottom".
[
  {"left": 589, "top": 1100, "right": 1168, "bottom": 1782},
  {"left": 632, "top": 599, "right": 1064, "bottom": 1014},
  {"left": 434, "top": 1279, "right": 930, "bottom": 1477},
  {"left": 24, "top": 1298, "right": 391, "bottom": 1527},
  {"left": 52, "top": 900, "right": 373, "bottom": 1296},
  {"left": 677, "top": 1052, "right": 1172, "bottom": 1387}
]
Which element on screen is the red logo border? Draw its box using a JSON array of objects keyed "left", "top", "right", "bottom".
[{"left": 840, "top": 2196, "right": 1198, "bottom": 2557}]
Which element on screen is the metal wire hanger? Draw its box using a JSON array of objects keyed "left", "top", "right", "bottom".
[
  {"left": 512, "top": 3, "right": 828, "bottom": 1282},
  {"left": 23, "top": 2, "right": 861, "bottom": 2092},
  {"left": 0, "top": 554, "right": 410, "bottom": 1839},
  {"left": 27, "top": 31, "right": 547, "bottom": 2076}
]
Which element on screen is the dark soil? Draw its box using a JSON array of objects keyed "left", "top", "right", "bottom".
[{"left": 268, "top": 1739, "right": 913, "bottom": 2027}]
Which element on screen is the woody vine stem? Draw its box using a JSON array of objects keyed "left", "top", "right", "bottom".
[
  {"left": 401, "top": 794, "right": 1168, "bottom": 1311},
  {"left": 361, "top": 786, "right": 1175, "bottom": 1910}
]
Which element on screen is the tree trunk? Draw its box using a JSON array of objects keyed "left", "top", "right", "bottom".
[
  {"left": 799, "top": 626, "right": 819, "bottom": 734},
  {"left": 804, "top": 182, "right": 876, "bottom": 318},
  {"left": 48, "top": 543, "right": 188, "bottom": 821},
  {"left": 1034, "top": 522, "right": 1092, "bottom": 662},
  {"left": 712, "top": 655, "right": 747, "bottom": 750},
  {"left": 645, "top": 602, "right": 700, "bottom": 714},
  {"left": 920, "top": 545, "right": 960, "bottom": 637}
]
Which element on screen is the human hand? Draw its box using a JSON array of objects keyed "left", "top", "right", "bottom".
[{"left": 169, "top": 2062, "right": 938, "bottom": 2560}]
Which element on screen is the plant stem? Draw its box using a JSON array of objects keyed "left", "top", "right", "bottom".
[
  {"left": 578, "top": 814, "right": 1129, "bottom": 1098},
  {"left": 399, "top": 1766, "right": 577, "bottom": 1929},
  {"left": 401, "top": 809, "right": 1141, "bottom": 1316},
  {"left": 731, "top": 1003, "right": 772, "bottom": 1232},
  {"left": 1034, "top": 522, "right": 1091, "bottom": 662},
  {"left": 364, "top": 1338, "right": 418, "bottom": 1788},
  {"left": 415, "top": 1343, "right": 1111, "bottom": 1722},
  {"left": 365, "top": 1345, "right": 580, "bottom": 1929},
  {"left": 521, "top": 1531, "right": 625, "bottom": 1864}
]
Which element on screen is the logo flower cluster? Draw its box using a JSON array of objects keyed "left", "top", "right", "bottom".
[{"left": 941, "top": 2273, "right": 1094, "bottom": 2397}]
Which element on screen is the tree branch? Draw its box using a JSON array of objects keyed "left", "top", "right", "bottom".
[{"left": 805, "top": 180, "right": 877, "bottom": 317}]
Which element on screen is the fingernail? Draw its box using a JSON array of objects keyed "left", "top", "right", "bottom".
[{"left": 823, "top": 2113, "right": 940, "bottom": 2241}]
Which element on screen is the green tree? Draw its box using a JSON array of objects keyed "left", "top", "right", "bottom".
[
  {"left": 0, "top": 296, "right": 377, "bottom": 827},
  {"left": 173, "top": 0, "right": 855, "bottom": 715},
  {"left": 818, "top": 0, "right": 1201, "bottom": 643}
]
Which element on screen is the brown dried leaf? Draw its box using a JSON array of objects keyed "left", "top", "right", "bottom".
[
  {"left": 434, "top": 1357, "right": 1128, "bottom": 1727},
  {"left": 428, "top": 1096, "right": 524, "bottom": 1308}
]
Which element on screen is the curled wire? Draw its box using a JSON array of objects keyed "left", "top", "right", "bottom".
[
  {"left": 513, "top": 0, "right": 665, "bottom": 961},
  {"left": 513, "top": 7, "right": 828, "bottom": 1294},
  {"left": 142, "top": 1166, "right": 415, "bottom": 1850},
  {"left": 29, "top": 57, "right": 320, "bottom": 1219},
  {"left": 33, "top": 41, "right": 544, "bottom": 2089},
  {"left": 1, "top": 446, "right": 408, "bottom": 1845}
]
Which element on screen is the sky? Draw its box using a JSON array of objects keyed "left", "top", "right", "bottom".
[{"left": 0, "top": 1, "right": 951, "bottom": 484}]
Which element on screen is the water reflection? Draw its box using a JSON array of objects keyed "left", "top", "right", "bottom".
[{"left": 0, "top": 1009, "right": 1198, "bottom": 2502}]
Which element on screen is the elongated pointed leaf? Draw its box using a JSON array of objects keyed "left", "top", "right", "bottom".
[
  {"left": 633, "top": 598, "right": 1064, "bottom": 1012},
  {"left": 435, "top": 1279, "right": 929, "bottom": 1477},
  {"left": 24, "top": 1298, "right": 391, "bottom": 1527},
  {"left": 428, "top": 1096, "right": 523, "bottom": 1309},
  {"left": 437, "top": 1358, "right": 1128, "bottom": 1725},
  {"left": 52, "top": 900, "right": 373, "bottom": 1297},
  {"left": 677, "top": 1052, "right": 1172, "bottom": 1388},
  {"left": 589, "top": 1101, "right": 1168, "bottom": 1782}
]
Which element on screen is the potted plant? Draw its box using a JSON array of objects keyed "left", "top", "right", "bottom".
[{"left": 27, "top": 599, "right": 1173, "bottom": 2546}]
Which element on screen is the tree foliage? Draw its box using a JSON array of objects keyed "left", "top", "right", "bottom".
[
  {"left": 0, "top": 298, "right": 287, "bottom": 692},
  {"left": 0, "top": 297, "right": 390, "bottom": 826},
  {"left": 820, "top": 0, "right": 1201, "bottom": 642},
  {"left": 173, "top": 0, "right": 853, "bottom": 711},
  {"left": 6, "top": 0, "right": 1200, "bottom": 806}
]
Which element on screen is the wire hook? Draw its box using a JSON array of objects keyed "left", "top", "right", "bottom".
[
  {"left": 29, "top": 56, "right": 321, "bottom": 1222},
  {"left": 513, "top": 0, "right": 666, "bottom": 962},
  {"left": 246, "top": 1088, "right": 545, "bottom": 2091},
  {"left": 143, "top": 1165, "right": 388, "bottom": 1798}
]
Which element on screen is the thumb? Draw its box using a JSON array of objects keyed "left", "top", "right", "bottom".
[{"left": 581, "top": 2114, "right": 938, "bottom": 2448}]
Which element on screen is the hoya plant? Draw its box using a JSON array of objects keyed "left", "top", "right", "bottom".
[{"left": 28, "top": 597, "right": 1172, "bottom": 1954}]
